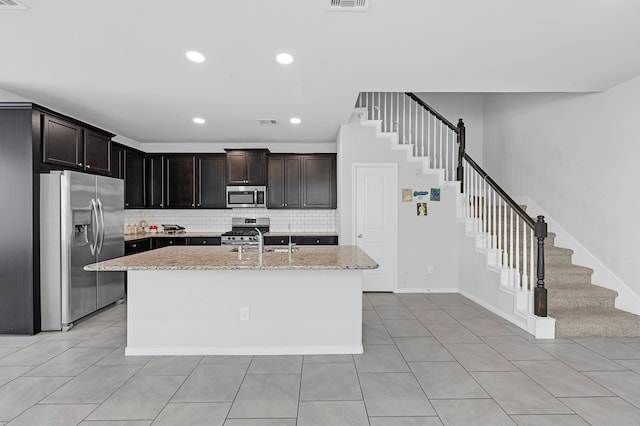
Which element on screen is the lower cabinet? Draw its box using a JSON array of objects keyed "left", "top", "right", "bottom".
[
  {"left": 264, "top": 235, "right": 338, "bottom": 245},
  {"left": 152, "top": 237, "right": 188, "bottom": 249},
  {"left": 187, "top": 237, "right": 221, "bottom": 245},
  {"left": 125, "top": 238, "right": 152, "bottom": 255}
]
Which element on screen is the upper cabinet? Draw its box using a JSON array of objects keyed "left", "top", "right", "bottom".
[
  {"left": 41, "top": 113, "right": 113, "bottom": 175},
  {"left": 196, "top": 154, "right": 226, "bottom": 208},
  {"left": 267, "top": 154, "right": 336, "bottom": 209},
  {"left": 146, "top": 155, "right": 165, "bottom": 208},
  {"left": 166, "top": 155, "right": 196, "bottom": 208},
  {"left": 225, "top": 149, "right": 267, "bottom": 185},
  {"left": 83, "top": 130, "right": 111, "bottom": 175},
  {"left": 124, "top": 148, "right": 146, "bottom": 208},
  {"left": 42, "top": 115, "right": 83, "bottom": 170},
  {"left": 111, "top": 143, "right": 124, "bottom": 179},
  {"left": 301, "top": 155, "right": 336, "bottom": 209}
]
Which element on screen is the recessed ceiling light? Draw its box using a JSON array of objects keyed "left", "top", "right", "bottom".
[
  {"left": 276, "top": 53, "right": 294, "bottom": 65},
  {"left": 290, "top": 117, "right": 301, "bottom": 124},
  {"left": 193, "top": 117, "right": 205, "bottom": 124},
  {"left": 186, "top": 51, "right": 205, "bottom": 63}
]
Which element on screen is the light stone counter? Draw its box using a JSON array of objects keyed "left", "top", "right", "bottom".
[{"left": 86, "top": 245, "right": 377, "bottom": 271}]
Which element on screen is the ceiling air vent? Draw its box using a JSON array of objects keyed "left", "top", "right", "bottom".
[
  {"left": 328, "top": 0, "right": 368, "bottom": 11},
  {"left": 258, "top": 119, "right": 278, "bottom": 126},
  {"left": 0, "top": 0, "right": 27, "bottom": 9}
]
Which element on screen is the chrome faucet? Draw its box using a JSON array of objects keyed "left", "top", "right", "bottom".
[{"left": 255, "top": 228, "right": 264, "bottom": 253}]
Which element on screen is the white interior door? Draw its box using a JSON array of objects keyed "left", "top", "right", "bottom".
[{"left": 355, "top": 164, "right": 396, "bottom": 292}]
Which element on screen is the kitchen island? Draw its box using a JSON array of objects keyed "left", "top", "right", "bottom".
[{"left": 86, "top": 245, "right": 377, "bottom": 356}]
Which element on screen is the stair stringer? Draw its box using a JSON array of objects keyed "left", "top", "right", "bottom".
[{"left": 457, "top": 219, "right": 555, "bottom": 338}]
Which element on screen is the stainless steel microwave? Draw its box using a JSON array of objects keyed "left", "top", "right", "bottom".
[{"left": 226, "top": 186, "right": 267, "bottom": 208}]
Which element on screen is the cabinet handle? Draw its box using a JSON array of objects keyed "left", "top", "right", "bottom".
[
  {"left": 78, "top": 163, "right": 83, "bottom": 167},
  {"left": 358, "top": 234, "right": 362, "bottom": 238},
  {"left": 160, "top": 203, "right": 163, "bottom": 207},
  {"left": 125, "top": 203, "right": 129, "bottom": 207},
  {"left": 191, "top": 203, "right": 195, "bottom": 207},
  {"left": 86, "top": 164, "right": 91, "bottom": 169},
  {"left": 203, "top": 240, "right": 207, "bottom": 244},
  {"left": 132, "top": 244, "right": 137, "bottom": 248},
  {"left": 284, "top": 203, "right": 287, "bottom": 207},
  {"left": 316, "top": 239, "right": 320, "bottom": 244}
]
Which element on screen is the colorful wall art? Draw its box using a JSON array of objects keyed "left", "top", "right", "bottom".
[
  {"left": 430, "top": 188, "right": 441, "bottom": 201},
  {"left": 417, "top": 202, "right": 427, "bottom": 216},
  {"left": 402, "top": 189, "right": 413, "bottom": 202}
]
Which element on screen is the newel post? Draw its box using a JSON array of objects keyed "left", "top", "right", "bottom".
[
  {"left": 534, "top": 215, "right": 548, "bottom": 317},
  {"left": 456, "top": 119, "right": 466, "bottom": 193}
]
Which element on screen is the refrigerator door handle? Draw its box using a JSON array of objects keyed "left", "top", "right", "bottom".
[
  {"left": 96, "top": 198, "right": 105, "bottom": 254},
  {"left": 90, "top": 199, "right": 99, "bottom": 256}
]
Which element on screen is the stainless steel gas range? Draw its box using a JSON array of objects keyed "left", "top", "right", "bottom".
[{"left": 221, "top": 217, "right": 270, "bottom": 245}]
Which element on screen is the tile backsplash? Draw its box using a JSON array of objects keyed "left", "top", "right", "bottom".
[{"left": 124, "top": 208, "right": 337, "bottom": 233}]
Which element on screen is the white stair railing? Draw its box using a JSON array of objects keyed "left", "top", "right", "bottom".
[
  {"left": 356, "top": 92, "right": 459, "bottom": 181},
  {"left": 355, "top": 91, "right": 549, "bottom": 320}
]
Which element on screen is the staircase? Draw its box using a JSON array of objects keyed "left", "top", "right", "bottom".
[{"left": 355, "top": 91, "right": 640, "bottom": 338}]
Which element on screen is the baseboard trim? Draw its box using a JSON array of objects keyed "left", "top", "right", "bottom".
[
  {"left": 394, "top": 288, "right": 458, "bottom": 294},
  {"left": 125, "top": 344, "right": 364, "bottom": 356}
]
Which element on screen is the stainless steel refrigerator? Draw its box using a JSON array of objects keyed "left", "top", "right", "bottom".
[{"left": 40, "top": 170, "right": 125, "bottom": 331}]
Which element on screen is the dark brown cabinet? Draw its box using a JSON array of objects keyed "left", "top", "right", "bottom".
[
  {"left": 42, "top": 114, "right": 113, "bottom": 176},
  {"left": 111, "top": 143, "right": 124, "bottom": 179},
  {"left": 196, "top": 155, "right": 226, "bottom": 208},
  {"left": 42, "top": 115, "right": 83, "bottom": 169},
  {"left": 152, "top": 237, "right": 188, "bottom": 249},
  {"left": 83, "top": 130, "right": 111, "bottom": 175},
  {"left": 267, "top": 154, "right": 336, "bottom": 209},
  {"left": 301, "top": 155, "right": 336, "bottom": 209},
  {"left": 124, "top": 148, "right": 146, "bottom": 208},
  {"left": 166, "top": 155, "right": 195, "bottom": 208},
  {"left": 264, "top": 235, "right": 338, "bottom": 245},
  {"left": 147, "top": 155, "right": 165, "bottom": 208},
  {"left": 187, "top": 237, "right": 221, "bottom": 245},
  {"left": 268, "top": 155, "right": 302, "bottom": 208},
  {"left": 226, "top": 150, "right": 267, "bottom": 185},
  {"left": 125, "top": 238, "right": 152, "bottom": 255}
]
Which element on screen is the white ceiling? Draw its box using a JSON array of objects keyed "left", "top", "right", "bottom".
[{"left": 1, "top": 0, "right": 639, "bottom": 145}]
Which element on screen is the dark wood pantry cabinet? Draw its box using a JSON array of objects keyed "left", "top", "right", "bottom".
[{"left": 225, "top": 149, "right": 267, "bottom": 185}]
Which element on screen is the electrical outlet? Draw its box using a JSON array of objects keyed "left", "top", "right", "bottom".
[
  {"left": 427, "top": 266, "right": 434, "bottom": 274},
  {"left": 240, "top": 307, "right": 250, "bottom": 321}
]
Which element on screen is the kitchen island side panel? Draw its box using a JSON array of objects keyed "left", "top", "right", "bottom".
[{"left": 126, "top": 269, "right": 363, "bottom": 355}]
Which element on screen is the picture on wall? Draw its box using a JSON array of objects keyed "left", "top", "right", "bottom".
[
  {"left": 402, "top": 189, "right": 413, "bottom": 202},
  {"left": 417, "top": 202, "right": 427, "bottom": 216},
  {"left": 430, "top": 188, "right": 441, "bottom": 201}
]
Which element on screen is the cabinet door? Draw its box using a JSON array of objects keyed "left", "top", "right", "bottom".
[
  {"left": 110, "top": 144, "right": 124, "bottom": 179},
  {"left": 187, "top": 237, "right": 221, "bottom": 246},
  {"left": 124, "top": 149, "right": 146, "bottom": 208},
  {"left": 147, "top": 155, "right": 165, "bottom": 208},
  {"left": 196, "top": 155, "right": 226, "bottom": 208},
  {"left": 284, "top": 156, "right": 302, "bottom": 208},
  {"left": 267, "top": 155, "right": 285, "bottom": 208},
  {"left": 84, "top": 130, "right": 111, "bottom": 175},
  {"left": 152, "top": 238, "right": 187, "bottom": 249},
  {"left": 125, "top": 238, "right": 152, "bottom": 255},
  {"left": 246, "top": 151, "right": 266, "bottom": 185},
  {"left": 166, "top": 155, "right": 195, "bottom": 208},
  {"left": 302, "top": 155, "right": 336, "bottom": 208},
  {"left": 42, "top": 115, "right": 83, "bottom": 169},
  {"left": 226, "top": 151, "right": 247, "bottom": 185}
]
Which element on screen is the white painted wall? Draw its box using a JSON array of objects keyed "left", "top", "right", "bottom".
[
  {"left": 482, "top": 75, "right": 640, "bottom": 305},
  {"left": 0, "top": 88, "right": 28, "bottom": 101},
  {"left": 415, "top": 93, "right": 484, "bottom": 166},
  {"left": 338, "top": 117, "right": 459, "bottom": 292}
]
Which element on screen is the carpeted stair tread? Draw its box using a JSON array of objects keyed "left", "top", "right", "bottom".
[
  {"left": 547, "top": 283, "right": 617, "bottom": 309},
  {"left": 551, "top": 307, "right": 640, "bottom": 337}
]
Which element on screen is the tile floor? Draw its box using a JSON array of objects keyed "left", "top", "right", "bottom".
[{"left": 1, "top": 293, "right": 640, "bottom": 425}]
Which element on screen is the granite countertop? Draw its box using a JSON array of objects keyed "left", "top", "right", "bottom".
[
  {"left": 124, "top": 231, "right": 338, "bottom": 242},
  {"left": 86, "top": 245, "right": 377, "bottom": 271}
]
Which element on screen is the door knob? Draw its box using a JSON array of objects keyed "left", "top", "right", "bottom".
[{"left": 357, "top": 234, "right": 362, "bottom": 238}]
